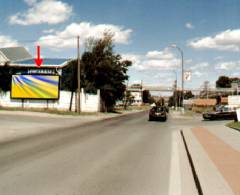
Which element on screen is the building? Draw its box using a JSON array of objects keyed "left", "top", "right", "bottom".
[
  {"left": 0, "top": 46, "right": 101, "bottom": 112},
  {"left": 0, "top": 46, "right": 70, "bottom": 69},
  {"left": 0, "top": 47, "right": 32, "bottom": 65},
  {"left": 127, "top": 84, "right": 143, "bottom": 106}
]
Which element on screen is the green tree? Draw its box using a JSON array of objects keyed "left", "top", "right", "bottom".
[
  {"left": 216, "top": 76, "right": 231, "bottom": 88},
  {"left": 62, "top": 33, "right": 132, "bottom": 111},
  {"left": 156, "top": 97, "right": 165, "bottom": 106},
  {"left": 168, "top": 90, "right": 183, "bottom": 107},
  {"left": 168, "top": 96, "right": 174, "bottom": 107},
  {"left": 61, "top": 60, "right": 77, "bottom": 91},
  {"left": 142, "top": 90, "right": 154, "bottom": 104},
  {"left": 184, "top": 90, "right": 194, "bottom": 99},
  {"left": 0, "top": 66, "right": 14, "bottom": 92},
  {"left": 123, "top": 91, "right": 135, "bottom": 109}
]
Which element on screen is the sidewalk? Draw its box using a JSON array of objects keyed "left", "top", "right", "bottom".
[
  {"left": 183, "top": 123, "right": 240, "bottom": 195},
  {"left": 0, "top": 109, "right": 144, "bottom": 144}
]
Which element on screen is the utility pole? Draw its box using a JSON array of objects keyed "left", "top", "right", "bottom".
[
  {"left": 173, "top": 70, "right": 177, "bottom": 109},
  {"left": 141, "top": 80, "right": 143, "bottom": 105},
  {"left": 77, "top": 36, "right": 81, "bottom": 114},
  {"left": 170, "top": 44, "right": 184, "bottom": 107}
]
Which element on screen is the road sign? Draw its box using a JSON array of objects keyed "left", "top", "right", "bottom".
[{"left": 184, "top": 71, "right": 192, "bottom": 81}]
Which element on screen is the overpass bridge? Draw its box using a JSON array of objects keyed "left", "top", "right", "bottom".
[{"left": 127, "top": 85, "right": 238, "bottom": 93}]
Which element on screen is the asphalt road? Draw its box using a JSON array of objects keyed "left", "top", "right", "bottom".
[{"left": 0, "top": 111, "right": 191, "bottom": 195}]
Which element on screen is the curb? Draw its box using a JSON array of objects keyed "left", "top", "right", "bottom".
[{"left": 182, "top": 129, "right": 235, "bottom": 195}]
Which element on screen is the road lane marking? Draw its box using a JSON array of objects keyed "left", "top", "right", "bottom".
[{"left": 169, "top": 131, "right": 182, "bottom": 195}]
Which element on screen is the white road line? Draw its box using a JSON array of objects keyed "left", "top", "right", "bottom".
[{"left": 169, "top": 131, "right": 182, "bottom": 195}]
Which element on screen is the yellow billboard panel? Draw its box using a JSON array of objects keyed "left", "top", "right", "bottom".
[{"left": 11, "top": 75, "right": 60, "bottom": 99}]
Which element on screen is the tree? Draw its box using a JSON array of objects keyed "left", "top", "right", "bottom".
[
  {"left": 216, "top": 95, "right": 221, "bottom": 105},
  {"left": 80, "top": 33, "right": 131, "bottom": 111},
  {"left": 216, "top": 76, "right": 231, "bottom": 88},
  {"left": 123, "top": 91, "right": 134, "bottom": 109},
  {"left": 168, "top": 90, "right": 183, "bottom": 107},
  {"left": 0, "top": 66, "right": 14, "bottom": 92},
  {"left": 61, "top": 33, "right": 132, "bottom": 111},
  {"left": 61, "top": 60, "right": 77, "bottom": 91},
  {"left": 168, "top": 96, "right": 174, "bottom": 107},
  {"left": 142, "top": 90, "right": 154, "bottom": 104},
  {"left": 184, "top": 90, "right": 194, "bottom": 99},
  {"left": 156, "top": 97, "right": 165, "bottom": 106}
]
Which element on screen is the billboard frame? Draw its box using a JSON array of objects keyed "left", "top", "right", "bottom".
[{"left": 10, "top": 74, "right": 60, "bottom": 100}]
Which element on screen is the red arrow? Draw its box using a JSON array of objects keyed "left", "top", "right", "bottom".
[{"left": 34, "top": 45, "right": 43, "bottom": 67}]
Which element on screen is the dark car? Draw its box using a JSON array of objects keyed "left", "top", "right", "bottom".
[
  {"left": 149, "top": 106, "right": 168, "bottom": 121},
  {"left": 202, "top": 105, "right": 237, "bottom": 121}
]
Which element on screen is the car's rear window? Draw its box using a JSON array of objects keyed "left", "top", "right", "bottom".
[{"left": 154, "top": 107, "right": 164, "bottom": 112}]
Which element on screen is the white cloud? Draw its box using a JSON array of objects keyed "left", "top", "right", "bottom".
[
  {"left": 190, "top": 62, "right": 209, "bottom": 70},
  {"left": 185, "top": 59, "right": 193, "bottom": 64},
  {"left": 142, "top": 58, "right": 181, "bottom": 69},
  {"left": 214, "top": 56, "right": 224, "bottom": 61},
  {"left": 0, "top": 35, "right": 19, "bottom": 47},
  {"left": 37, "top": 22, "right": 132, "bottom": 49},
  {"left": 122, "top": 54, "right": 141, "bottom": 63},
  {"left": 215, "top": 61, "right": 240, "bottom": 71},
  {"left": 185, "top": 22, "right": 194, "bottom": 29},
  {"left": 9, "top": 0, "right": 72, "bottom": 25},
  {"left": 146, "top": 49, "right": 175, "bottom": 60},
  {"left": 123, "top": 49, "right": 181, "bottom": 71},
  {"left": 42, "top": 29, "right": 56, "bottom": 34},
  {"left": 231, "top": 72, "right": 240, "bottom": 77},
  {"left": 188, "top": 29, "right": 240, "bottom": 51},
  {"left": 192, "top": 71, "right": 203, "bottom": 77}
]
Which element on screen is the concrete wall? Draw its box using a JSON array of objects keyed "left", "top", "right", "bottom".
[
  {"left": 0, "top": 89, "right": 101, "bottom": 112},
  {"left": 228, "top": 96, "right": 240, "bottom": 108},
  {"left": 130, "top": 91, "right": 143, "bottom": 106}
]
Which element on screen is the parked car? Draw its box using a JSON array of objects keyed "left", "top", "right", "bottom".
[
  {"left": 149, "top": 106, "right": 168, "bottom": 121},
  {"left": 202, "top": 105, "right": 237, "bottom": 121}
]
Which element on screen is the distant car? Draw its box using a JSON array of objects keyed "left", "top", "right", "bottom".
[
  {"left": 202, "top": 105, "right": 237, "bottom": 121},
  {"left": 149, "top": 106, "right": 168, "bottom": 121}
]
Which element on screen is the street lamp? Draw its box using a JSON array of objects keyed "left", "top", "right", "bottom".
[
  {"left": 172, "top": 70, "right": 178, "bottom": 110},
  {"left": 170, "top": 44, "right": 184, "bottom": 107},
  {"left": 172, "top": 70, "right": 177, "bottom": 88}
]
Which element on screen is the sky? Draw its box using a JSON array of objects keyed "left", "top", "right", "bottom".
[{"left": 1, "top": 0, "right": 240, "bottom": 90}]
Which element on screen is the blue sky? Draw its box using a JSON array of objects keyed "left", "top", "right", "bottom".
[{"left": 1, "top": 0, "right": 240, "bottom": 90}]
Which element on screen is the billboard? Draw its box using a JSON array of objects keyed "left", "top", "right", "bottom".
[{"left": 11, "top": 75, "right": 60, "bottom": 99}]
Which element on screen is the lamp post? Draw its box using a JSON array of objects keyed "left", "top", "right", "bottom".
[
  {"left": 172, "top": 70, "right": 178, "bottom": 110},
  {"left": 170, "top": 44, "right": 184, "bottom": 107}
]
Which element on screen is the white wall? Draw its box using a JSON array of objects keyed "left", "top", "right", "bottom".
[
  {"left": 228, "top": 95, "right": 240, "bottom": 108},
  {"left": 0, "top": 89, "right": 101, "bottom": 112},
  {"left": 130, "top": 91, "right": 143, "bottom": 105}
]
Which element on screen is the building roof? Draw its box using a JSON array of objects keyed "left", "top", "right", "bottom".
[
  {"left": 0, "top": 47, "right": 32, "bottom": 64},
  {"left": 11, "top": 58, "right": 71, "bottom": 68},
  {"left": 0, "top": 47, "right": 72, "bottom": 68}
]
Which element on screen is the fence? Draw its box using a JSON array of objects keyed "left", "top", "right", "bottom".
[{"left": 0, "top": 89, "right": 101, "bottom": 112}]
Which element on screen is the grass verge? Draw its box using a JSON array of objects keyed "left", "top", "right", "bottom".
[{"left": 226, "top": 121, "right": 240, "bottom": 132}]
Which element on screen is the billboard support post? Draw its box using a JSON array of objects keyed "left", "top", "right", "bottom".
[{"left": 21, "top": 99, "right": 24, "bottom": 109}]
